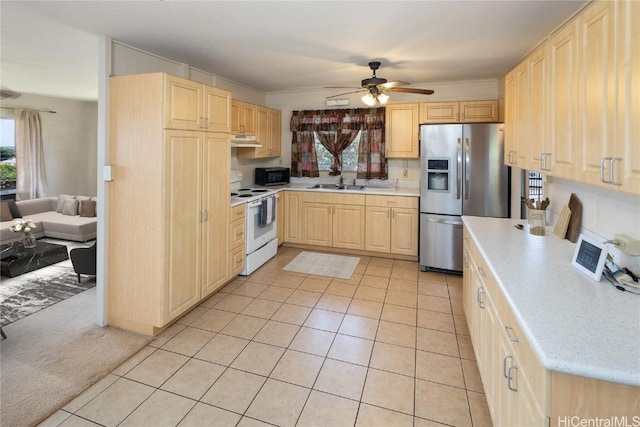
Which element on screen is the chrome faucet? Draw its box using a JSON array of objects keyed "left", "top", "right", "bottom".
[{"left": 338, "top": 176, "right": 344, "bottom": 186}]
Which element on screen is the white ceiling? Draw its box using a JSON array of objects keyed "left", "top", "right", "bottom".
[{"left": 0, "top": 1, "right": 587, "bottom": 102}]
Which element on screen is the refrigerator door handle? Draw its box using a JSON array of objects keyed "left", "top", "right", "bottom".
[
  {"left": 464, "top": 138, "right": 470, "bottom": 200},
  {"left": 425, "top": 216, "right": 463, "bottom": 227},
  {"left": 456, "top": 138, "right": 462, "bottom": 200}
]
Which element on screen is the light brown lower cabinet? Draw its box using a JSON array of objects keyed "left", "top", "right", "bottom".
[
  {"left": 301, "top": 192, "right": 365, "bottom": 250},
  {"left": 364, "top": 195, "right": 418, "bottom": 256},
  {"left": 463, "top": 226, "right": 639, "bottom": 426},
  {"left": 229, "top": 204, "right": 245, "bottom": 276}
]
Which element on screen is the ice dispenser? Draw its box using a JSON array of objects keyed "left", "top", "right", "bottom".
[{"left": 427, "top": 159, "right": 450, "bottom": 191}]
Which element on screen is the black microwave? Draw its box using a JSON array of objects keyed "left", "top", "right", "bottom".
[{"left": 255, "top": 167, "right": 290, "bottom": 186}]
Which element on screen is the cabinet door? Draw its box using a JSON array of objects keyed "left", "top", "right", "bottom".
[
  {"left": 277, "top": 192, "right": 284, "bottom": 245},
  {"left": 164, "top": 76, "right": 203, "bottom": 131},
  {"left": 460, "top": 100, "right": 499, "bottom": 122},
  {"left": 269, "top": 108, "right": 282, "bottom": 157},
  {"left": 386, "top": 104, "right": 420, "bottom": 158},
  {"left": 528, "top": 43, "right": 549, "bottom": 172},
  {"left": 333, "top": 204, "right": 365, "bottom": 250},
  {"left": 548, "top": 20, "right": 579, "bottom": 179},
  {"left": 615, "top": 0, "right": 640, "bottom": 194},
  {"left": 202, "top": 133, "right": 230, "bottom": 297},
  {"left": 241, "top": 102, "right": 256, "bottom": 135},
  {"left": 420, "top": 102, "right": 460, "bottom": 123},
  {"left": 284, "top": 191, "right": 302, "bottom": 243},
  {"left": 163, "top": 130, "right": 202, "bottom": 321},
  {"left": 203, "top": 86, "right": 231, "bottom": 133},
  {"left": 390, "top": 208, "right": 418, "bottom": 256},
  {"left": 577, "top": 0, "right": 617, "bottom": 187},
  {"left": 302, "top": 202, "right": 332, "bottom": 247},
  {"left": 254, "top": 106, "right": 270, "bottom": 158},
  {"left": 504, "top": 71, "right": 517, "bottom": 166},
  {"left": 230, "top": 100, "right": 241, "bottom": 134},
  {"left": 514, "top": 62, "right": 530, "bottom": 168},
  {"left": 365, "top": 207, "right": 390, "bottom": 253}
]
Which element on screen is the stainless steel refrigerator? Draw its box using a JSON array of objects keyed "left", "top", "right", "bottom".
[{"left": 419, "top": 123, "right": 510, "bottom": 272}]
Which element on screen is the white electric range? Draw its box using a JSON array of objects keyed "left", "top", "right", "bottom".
[{"left": 230, "top": 171, "right": 279, "bottom": 276}]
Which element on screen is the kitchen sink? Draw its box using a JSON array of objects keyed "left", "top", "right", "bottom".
[{"left": 307, "top": 184, "right": 366, "bottom": 191}]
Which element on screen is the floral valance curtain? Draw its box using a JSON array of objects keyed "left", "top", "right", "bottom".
[{"left": 290, "top": 108, "right": 386, "bottom": 179}]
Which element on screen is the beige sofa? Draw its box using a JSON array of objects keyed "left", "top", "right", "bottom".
[{"left": 0, "top": 196, "right": 97, "bottom": 244}]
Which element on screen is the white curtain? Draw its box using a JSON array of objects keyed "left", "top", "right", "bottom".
[{"left": 14, "top": 109, "right": 48, "bottom": 200}]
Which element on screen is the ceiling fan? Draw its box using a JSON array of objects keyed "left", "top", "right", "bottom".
[{"left": 326, "top": 61, "right": 434, "bottom": 106}]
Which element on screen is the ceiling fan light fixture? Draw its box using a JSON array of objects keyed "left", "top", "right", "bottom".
[
  {"left": 361, "top": 92, "right": 377, "bottom": 106},
  {"left": 377, "top": 93, "right": 389, "bottom": 105}
]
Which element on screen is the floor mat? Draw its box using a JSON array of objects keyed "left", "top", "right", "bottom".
[{"left": 283, "top": 251, "right": 360, "bottom": 279}]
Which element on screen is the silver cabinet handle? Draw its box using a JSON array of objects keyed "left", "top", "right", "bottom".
[
  {"left": 463, "top": 251, "right": 469, "bottom": 268},
  {"left": 464, "top": 138, "right": 470, "bottom": 200},
  {"left": 505, "top": 326, "right": 519, "bottom": 342},
  {"left": 503, "top": 355, "right": 513, "bottom": 378},
  {"left": 204, "top": 209, "right": 209, "bottom": 222},
  {"left": 476, "top": 287, "right": 485, "bottom": 309},
  {"left": 610, "top": 158, "right": 622, "bottom": 186},
  {"left": 507, "top": 366, "right": 518, "bottom": 392},
  {"left": 456, "top": 138, "right": 462, "bottom": 200},
  {"left": 601, "top": 157, "right": 612, "bottom": 183},
  {"left": 477, "top": 266, "right": 486, "bottom": 277}
]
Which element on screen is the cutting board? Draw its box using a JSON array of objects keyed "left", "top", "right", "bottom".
[
  {"left": 553, "top": 205, "right": 572, "bottom": 239},
  {"left": 566, "top": 193, "right": 582, "bottom": 243}
]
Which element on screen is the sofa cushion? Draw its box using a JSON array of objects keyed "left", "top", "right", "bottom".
[
  {"left": 56, "top": 194, "right": 76, "bottom": 213},
  {"left": 36, "top": 211, "right": 96, "bottom": 239},
  {"left": 0, "top": 202, "right": 12, "bottom": 221},
  {"left": 7, "top": 200, "right": 21, "bottom": 218},
  {"left": 17, "top": 197, "right": 57, "bottom": 216},
  {"left": 62, "top": 199, "right": 79, "bottom": 216},
  {"left": 79, "top": 200, "right": 96, "bottom": 217}
]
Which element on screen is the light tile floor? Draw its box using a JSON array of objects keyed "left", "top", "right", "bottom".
[{"left": 41, "top": 248, "right": 493, "bottom": 427}]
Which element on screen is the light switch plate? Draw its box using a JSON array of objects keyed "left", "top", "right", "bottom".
[{"left": 103, "top": 165, "right": 112, "bottom": 181}]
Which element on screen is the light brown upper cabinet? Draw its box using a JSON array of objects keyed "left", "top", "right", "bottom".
[
  {"left": 230, "top": 100, "right": 256, "bottom": 136},
  {"left": 505, "top": 0, "right": 638, "bottom": 195},
  {"left": 164, "top": 74, "right": 231, "bottom": 133},
  {"left": 420, "top": 100, "right": 499, "bottom": 124},
  {"left": 237, "top": 106, "right": 282, "bottom": 159},
  {"left": 385, "top": 103, "right": 420, "bottom": 158}
]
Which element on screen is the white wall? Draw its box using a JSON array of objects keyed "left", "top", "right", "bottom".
[
  {"left": 1, "top": 94, "right": 98, "bottom": 197},
  {"left": 545, "top": 176, "right": 640, "bottom": 272}
]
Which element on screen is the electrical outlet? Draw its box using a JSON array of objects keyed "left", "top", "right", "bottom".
[
  {"left": 615, "top": 234, "right": 640, "bottom": 256},
  {"left": 402, "top": 169, "right": 408, "bottom": 178}
]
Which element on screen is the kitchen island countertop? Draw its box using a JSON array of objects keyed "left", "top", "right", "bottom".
[{"left": 463, "top": 215, "right": 640, "bottom": 387}]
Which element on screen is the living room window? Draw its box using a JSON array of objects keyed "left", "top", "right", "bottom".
[{"left": 0, "top": 117, "right": 17, "bottom": 198}]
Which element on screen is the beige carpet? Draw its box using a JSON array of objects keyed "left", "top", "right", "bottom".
[
  {"left": 0, "top": 287, "right": 151, "bottom": 427},
  {"left": 283, "top": 251, "right": 360, "bottom": 279}
]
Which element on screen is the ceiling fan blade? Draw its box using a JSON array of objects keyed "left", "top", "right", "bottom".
[
  {"left": 387, "top": 87, "right": 435, "bottom": 95},
  {"left": 380, "top": 81, "right": 410, "bottom": 89},
  {"left": 326, "top": 89, "right": 366, "bottom": 98}
]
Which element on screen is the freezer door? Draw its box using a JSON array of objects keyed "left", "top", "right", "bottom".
[
  {"left": 420, "top": 125, "right": 462, "bottom": 215},
  {"left": 419, "top": 213, "right": 463, "bottom": 272},
  {"left": 462, "top": 124, "right": 510, "bottom": 217}
]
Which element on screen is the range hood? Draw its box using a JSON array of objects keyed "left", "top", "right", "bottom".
[{"left": 231, "top": 135, "right": 262, "bottom": 148}]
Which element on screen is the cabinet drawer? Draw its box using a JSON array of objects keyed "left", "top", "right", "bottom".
[
  {"left": 365, "top": 195, "right": 418, "bottom": 209},
  {"left": 230, "top": 245, "right": 245, "bottom": 276},
  {"left": 230, "top": 219, "right": 245, "bottom": 249},
  {"left": 302, "top": 192, "right": 365, "bottom": 206},
  {"left": 230, "top": 204, "right": 246, "bottom": 222}
]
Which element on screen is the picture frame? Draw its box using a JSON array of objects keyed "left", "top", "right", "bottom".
[{"left": 571, "top": 233, "right": 608, "bottom": 281}]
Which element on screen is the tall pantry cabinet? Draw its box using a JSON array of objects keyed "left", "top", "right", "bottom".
[{"left": 108, "top": 73, "right": 231, "bottom": 336}]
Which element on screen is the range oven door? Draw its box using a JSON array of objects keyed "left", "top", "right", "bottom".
[{"left": 245, "top": 195, "right": 278, "bottom": 254}]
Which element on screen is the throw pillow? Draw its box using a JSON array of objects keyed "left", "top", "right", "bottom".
[
  {"left": 56, "top": 194, "right": 76, "bottom": 213},
  {"left": 62, "top": 199, "right": 79, "bottom": 216},
  {"left": 7, "top": 200, "right": 21, "bottom": 218},
  {"left": 76, "top": 195, "right": 91, "bottom": 202},
  {"left": 0, "top": 202, "right": 12, "bottom": 222},
  {"left": 79, "top": 200, "right": 96, "bottom": 217}
]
